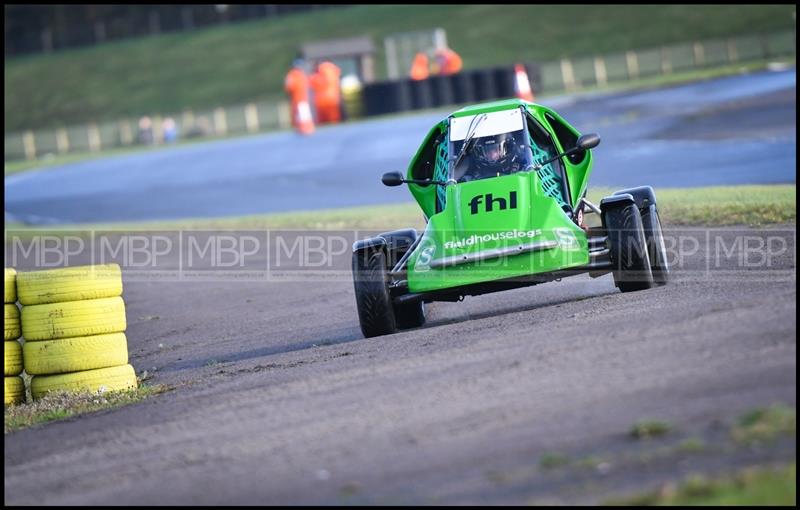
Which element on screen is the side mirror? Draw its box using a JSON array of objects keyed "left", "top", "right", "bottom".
[
  {"left": 532, "top": 133, "right": 601, "bottom": 171},
  {"left": 576, "top": 133, "right": 600, "bottom": 151},
  {"left": 381, "top": 171, "right": 405, "bottom": 187}
]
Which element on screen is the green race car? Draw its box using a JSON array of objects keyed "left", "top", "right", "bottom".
[{"left": 352, "top": 98, "right": 669, "bottom": 338}]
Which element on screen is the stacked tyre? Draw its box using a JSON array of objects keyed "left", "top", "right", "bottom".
[
  {"left": 5, "top": 268, "right": 25, "bottom": 405},
  {"left": 17, "top": 264, "right": 137, "bottom": 400}
]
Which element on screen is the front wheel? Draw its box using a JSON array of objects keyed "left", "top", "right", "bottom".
[
  {"left": 352, "top": 249, "right": 396, "bottom": 338},
  {"left": 640, "top": 204, "right": 670, "bottom": 285},
  {"left": 604, "top": 202, "right": 654, "bottom": 292}
]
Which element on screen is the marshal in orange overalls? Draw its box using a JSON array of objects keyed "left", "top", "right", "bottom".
[
  {"left": 285, "top": 64, "right": 315, "bottom": 134},
  {"left": 435, "top": 48, "right": 463, "bottom": 76},
  {"left": 310, "top": 61, "right": 343, "bottom": 124},
  {"left": 409, "top": 52, "right": 430, "bottom": 81}
]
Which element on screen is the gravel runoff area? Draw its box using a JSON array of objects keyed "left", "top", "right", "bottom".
[{"left": 3, "top": 224, "right": 796, "bottom": 504}]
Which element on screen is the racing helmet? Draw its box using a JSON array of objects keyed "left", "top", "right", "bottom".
[{"left": 473, "top": 132, "right": 514, "bottom": 168}]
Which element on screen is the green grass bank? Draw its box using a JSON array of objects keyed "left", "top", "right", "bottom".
[{"left": 5, "top": 4, "right": 795, "bottom": 131}]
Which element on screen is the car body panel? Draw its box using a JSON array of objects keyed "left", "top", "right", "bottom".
[
  {"left": 398, "top": 98, "right": 595, "bottom": 294},
  {"left": 406, "top": 171, "right": 589, "bottom": 293}
]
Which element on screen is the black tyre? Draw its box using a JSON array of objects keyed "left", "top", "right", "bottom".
[
  {"left": 604, "top": 202, "right": 654, "bottom": 292},
  {"left": 352, "top": 249, "right": 396, "bottom": 338},
  {"left": 394, "top": 301, "right": 426, "bottom": 330},
  {"left": 640, "top": 204, "right": 670, "bottom": 285}
]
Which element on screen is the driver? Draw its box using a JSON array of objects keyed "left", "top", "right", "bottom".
[{"left": 464, "top": 131, "right": 526, "bottom": 180}]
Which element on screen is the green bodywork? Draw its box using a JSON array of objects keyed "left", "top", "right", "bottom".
[{"left": 401, "top": 99, "right": 595, "bottom": 294}]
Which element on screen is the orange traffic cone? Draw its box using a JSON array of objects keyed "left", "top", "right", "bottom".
[
  {"left": 295, "top": 100, "right": 315, "bottom": 135},
  {"left": 514, "top": 64, "right": 535, "bottom": 102}
]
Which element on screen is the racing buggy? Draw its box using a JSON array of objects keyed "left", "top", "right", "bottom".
[{"left": 352, "top": 99, "right": 669, "bottom": 338}]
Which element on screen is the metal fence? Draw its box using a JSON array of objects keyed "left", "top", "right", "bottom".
[{"left": 4, "top": 30, "right": 795, "bottom": 163}]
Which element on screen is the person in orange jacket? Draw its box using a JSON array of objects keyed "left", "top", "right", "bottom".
[
  {"left": 310, "top": 60, "right": 342, "bottom": 124},
  {"left": 409, "top": 52, "right": 430, "bottom": 81},
  {"left": 284, "top": 58, "right": 313, "bottom": 131},
  {"left": 435, "top": 47, "right": 463, "bottom": 76}
]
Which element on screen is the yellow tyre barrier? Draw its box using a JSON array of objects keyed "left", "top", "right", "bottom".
[
  {"left": 4, "top": 376, "right": 25, "bottom": 405},
  {"left": 4, "top": 268, "right": 16, "bottom": 303},
  {"left": 16, "top": 263, "right": 122, "bottom": 306},
  {"left": 30, "top": 364, "right": 137, "bottom": 400},
  {"left": 24, "top": 333, "right": 128, "bottom": 376},
  {"left": 5, "top": 341, "right": 23, "bottom": 376},
  {"left": 21, "top": 296, "right": 127, "bottom": 341},
  {"left": 4, "top": 304, "right": 21, "bottom": 340}
]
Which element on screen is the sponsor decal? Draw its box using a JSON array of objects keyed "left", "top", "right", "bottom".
[
  {"left": 445, "top": 229, "right": 542, "bottom": 250},
  {"left": 554, "top": 227, "right": 579, "bottom": 250},
  {"left": 468, "top": 191, "right": 517, "bottom": 214},
  {"left": 414, "top": 245, "right": 436, "bottom": 272}
]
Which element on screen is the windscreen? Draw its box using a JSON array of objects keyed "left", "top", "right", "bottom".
[{"left": 450, "top": 109, "right": 533, "bottom": 183}]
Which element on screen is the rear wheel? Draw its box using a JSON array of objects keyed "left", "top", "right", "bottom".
[
  {"left": 352, "top": 249, "right": 396, "bottom": 338},
  {"left": 605, "top": 202, "right": 654, "bottom": 292},
  {"left": 640, "top": 204, "right": 670, "bottom": 285}
]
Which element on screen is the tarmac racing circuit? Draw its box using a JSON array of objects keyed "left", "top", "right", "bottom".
[
  {"left": 3, "top": 68, "right": 797, "bottom": 504},
  {"left": 4, "top": 68, "right": 796, "bottom": 224}
]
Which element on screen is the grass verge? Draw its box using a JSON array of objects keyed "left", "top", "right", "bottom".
[
  {"left": 731, "top": 404, "right": 796, "bottom": 446},
  {"left": 586, "top": 185, "right": 796, "bottom": 227},
  {"left": 4, "top": 185, "right": 795, "bottom": 240},
  {"left": 604, "top": 462, "right": 796, "bottom": 505},
  {"left": 539, "top": 452, "right": 571, "bottom": 470},
  {"left": 4, "top": 383, "right": 170, "bottom": 434},
  {"left": 629, "top": 420, "right": 672, "bottom": 440}
]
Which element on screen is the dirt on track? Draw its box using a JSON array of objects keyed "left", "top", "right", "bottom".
[{"left": 3, "top": 225, "right": 796, "bottom": 505}]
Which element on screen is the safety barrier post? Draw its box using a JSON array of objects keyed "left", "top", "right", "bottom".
[
  {"left": 182, "top": 110, "right": 195, "bottom": 131},
  {"left": 244, "top": 103, "right": 260, "bottom": 133},
  {"left": 152, "top": 115, "right": 164, "bottom": 144},
  {"left": 559, "top": 58, "right": 577, "bottom": 92},
  {"left": 760, "top": 33, "right": 771, "bottom": 59},
  {"left": 726, "top": 39, "right": 739, "bottom": 64},
  {"left": 277, "top": 101, "right": 291, "bottom": 130},
  {"left": 625, "top": 51, "right": 640, "bottom": 80},
  {"left": 87, "top": 123, "right": 102, "bottom": 152},
  {"left": 660, "top": 47, "right": 672, "bottom": 74},
  {"left": 593, "top": 56, "right": 608, "bottom": 87},
  {"left": 693, "top": 42, "right": 705, "bottom": 67},
  {"left": 22, "top": 131, "right": 36, "bottom": 160},
  {"left": 384, "top": 38, "right": 399, "bottom": 80},
  {"left": 119, "top": 121, "right": 133, "bottom": 146},
  {"left": 213, "top": 108, "right": 227, "bottom": 136},
  {"left": 56, "top": 128, "right": 70, "bottom": 154}
]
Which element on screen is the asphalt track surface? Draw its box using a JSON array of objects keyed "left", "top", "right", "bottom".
[
  {"left": 3, "top": 225, "right": 797, "bottom": 504},
  {"left": 4, "top": 68, "right": 796, "bottom": 224}
]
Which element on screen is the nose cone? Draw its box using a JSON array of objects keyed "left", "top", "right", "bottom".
[
  {"left": 450, "top": 173, "right": 532, "bottom": 239},
  {"left": 407, "top": 170, "right": 590, "bottom": 294}
]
